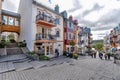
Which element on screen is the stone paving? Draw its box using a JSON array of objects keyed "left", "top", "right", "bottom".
[
  {"left": 0, "top": 54, "right": 27, "bottom": 63},
  {"left": 0, "top": 56, "right": 120, "bottom": 80}
]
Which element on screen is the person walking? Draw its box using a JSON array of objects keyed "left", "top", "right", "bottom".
[
  {"left": 93, "top": 51, "right": 96, "bottom": 58},
  {"left": 107, "top": 53, "right": 111, "bottom": 60},
  {"left": 104, "top": 53, "right": 107, "bottom": 60},
  {"left": 99, "top": 51, "right": 103, "bottom": 60},
  {"left": 114, "top": 50, "right": 119, "bottom": 63},
  {"left": 91, "top": 50, "right": 94, "bottom": 58}
]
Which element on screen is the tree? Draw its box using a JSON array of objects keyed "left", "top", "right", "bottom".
[
  {"left": 69, "top": 40, "right": 75, "bottom": 46},
  {"left": 69, "top": 40, "right": 76, "bottom": 54},
  {"left": 8, "top": 33, "right": 15, "bottom": 40},
  {"left": 92, "top": 43, "right": 103, "bottom": 50}
]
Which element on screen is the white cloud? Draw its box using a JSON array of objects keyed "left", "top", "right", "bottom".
[{"left": 2, "top": 0, "right": 20, "bottom": 12}]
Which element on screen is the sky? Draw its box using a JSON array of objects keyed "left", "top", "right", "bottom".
[{"left": 2, "top": 0, "right": 120, "bottom": 40}]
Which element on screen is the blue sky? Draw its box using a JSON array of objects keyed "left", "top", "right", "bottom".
[{"left": 2, "top": 0, "right": 120, "bottom": 40}]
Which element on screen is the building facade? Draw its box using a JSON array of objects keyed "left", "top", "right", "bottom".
[
  {"left": 19, "top": 0, "right": 64, "bottom": 57},
  {"left": 77, "top": 27, "right": 91, "bottom": 54},
  {"left": 61, "top": 11, "right": 78, "bottom": 54},
  {"left": 104, "top": 24, "right": 120, "bottom": 52}
]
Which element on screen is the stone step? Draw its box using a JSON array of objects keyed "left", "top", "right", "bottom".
[
  {"left": 29, "top": 61, "right": 48, "bottom": 69},
  {"left": 7, "top": 62, "right": 15, "bottom": 71},
  {"left": 0, "top": 54, "right": 27, "bottom": 63},
  {"left": 13, "top": 58, "right": 31, "bottom": 63},
  {"left": 7, "top": 47, "right": 23, "bottom": 55},
  {"left": 14, "top": 62, "right": 33, "bottom": 71},
  {"left": 0, "top": 62, "right": 8, "bottom": 73},
  {"left": 46, "top": 61, "right": 57, "bottom": 66},
  {"left": 0, "top": 62, "right": 15, "bottom": 73}
]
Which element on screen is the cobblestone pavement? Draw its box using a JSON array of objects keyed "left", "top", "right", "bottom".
[{"left": 0, "top": 56, "right": 120, "bottom": 80}]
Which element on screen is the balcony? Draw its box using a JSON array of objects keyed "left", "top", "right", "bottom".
[
  {"left": 0, "top": 25, "right": 20, "bottom": 34},
  {"left": 35, "top": 33, "right": 56, "bottom": 43},
  {"left": 36, "top": 14, "right": 56, "bottom": 27}
]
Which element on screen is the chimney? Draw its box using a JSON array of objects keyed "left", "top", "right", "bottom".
[
  {"left": 54, "top": 5, "right": 59, "bottom": 13},
  {"left": 69, "top": 15, "right": 73, "bottom": 21},
  {"left": 73, "top": 20, "right": 78, "bottom": 25}
]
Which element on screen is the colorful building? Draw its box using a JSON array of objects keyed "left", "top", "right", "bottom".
[
  {"left": 61, "top": 11, "right": 78, "bottom": 54},
  {"left": 0, "top": 10, "right": 20, "bottom": 41},
  {"left": 18, "top": 0, "right": 64, "bottom": 57},
  {"left": 104, "top": 24, "right": 120, "bottom": 52},
  {"left": 77, "top": 27, "right": 91, "bottom": 54}
]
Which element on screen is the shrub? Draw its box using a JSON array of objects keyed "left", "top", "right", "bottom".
[
  {"left": 27, "top": 51, "right": 36, "bottom": 55},
  {"left": 0, "top": 40, "right": 6, "bottom": 48},
  {"left": 39, "top": 55, "right": 50, "bottom": 60},
  {"left": 18, "top": 41, "right": 27, "bottom": 47},
  {"left": 73, "top": 53, "right": 78, "bottom": 59},
  {"left": 10, "top": 39, "right": 16, "bottom": 43},
  {"left": 118, "top": 57, "right": 120, "bottom": 60}
]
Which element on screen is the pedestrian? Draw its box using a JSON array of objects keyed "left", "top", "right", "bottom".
[
  {"left": 55, "top": 49, "right": 59, "bottom": 57},
  {"left": 93, "top": 51, "right": 96, "bottom": 58},
  {"left": 107, "top": 53, "right": 111, "bottom": 60},
  {"left": 99, "top": 51, "right": 103, "bottom": 60},
  {"left": 91, "top": 50, "right": 94, "bottom": 58},
  {"left": 114, "top": 51, "right": 119, "bottom": 63},
  {"left": 104, "top": 53, "right": 107, "bottom": 60}
]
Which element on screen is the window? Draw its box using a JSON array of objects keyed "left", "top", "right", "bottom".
[
  {"left": 15, "top": 18, "right": 20, "bottom": 26},
  {"left": 69, "top": 33, "right": 71, "bottom": 39},
  {"left": 55, "top": 18, "right": 60, "bottom": 25},
  {"left": 8, "top": 17, "right": 14, "bottom": 25},
  {"left": 69, "top": 22, "right": 72, "bottom": 28},
  {"left": 2, "top": 15, "right": 8, "bottom": 24},
  {"left": 56, "top": 31, "right": 60, "bottom": 37}
]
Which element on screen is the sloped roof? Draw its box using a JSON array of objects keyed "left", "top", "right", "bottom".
[{"left": 2, "top": 9, "right": 20, "bottom": 18}]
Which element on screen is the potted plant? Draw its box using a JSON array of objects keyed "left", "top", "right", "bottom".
[{"left": 73, "top": 53, "right": 78, "bottom": 59}]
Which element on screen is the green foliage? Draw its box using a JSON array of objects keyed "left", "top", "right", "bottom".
[
  {"left": 118, "top": 57, "right": 120, "bottom": 60},
  {"left": 8, "top": 34, "right": 15, "bottom": 40},
  {"left": 92, "top": 43, "right": 103, "bottom": 50},
  {"left": 27, "top": 51, "right": 37, "bottom": 55},
  {"left": 0, "top": 39, "right": 6, "bottom": 48},
  {"left": 1, "top": 35, "right": 6, "bottom": 40},
  {"left": 10, "top": 39, "right": 16, "bottom": 43},
  {"left": 18, "top": 41, "right": 27, "bottom": 47},
  {"left": 69, "top": 40, "right": 75, "bottom": 46},
  {"left": 39, "top": 55, "right": 50, "bottom": 60},
  {"left": 73, "top": 53, "right": 78, "bottom": 59}
]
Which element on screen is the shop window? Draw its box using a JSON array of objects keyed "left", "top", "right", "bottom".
[
  {"left": 15, "top": 18, "right": 20, "bottom": 26},
  {"left": 2, "top": 15, "right": 8, "bottom": 24},
  {"left": 8, "top": 17, "right": 14, "bottom": 25}
]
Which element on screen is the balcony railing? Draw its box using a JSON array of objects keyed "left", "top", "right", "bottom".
[
  {"left": 36, "top": 33, "right": 56, "bottom": 40},
  {"left": 36, "top": 13, "right": 56, "bottom": 24}
]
